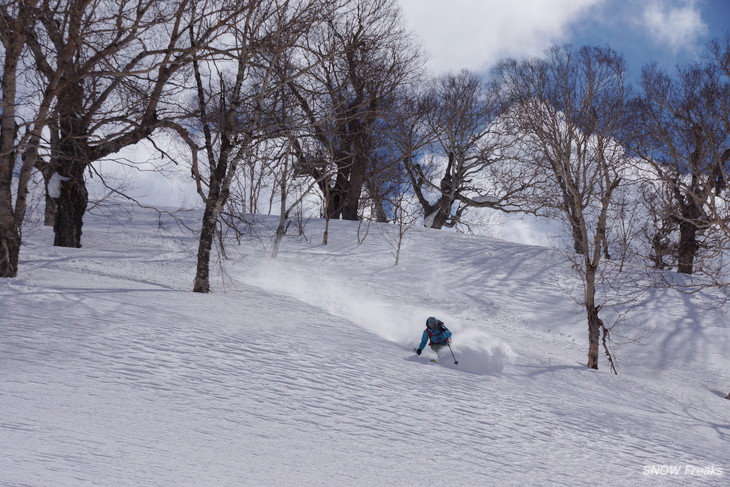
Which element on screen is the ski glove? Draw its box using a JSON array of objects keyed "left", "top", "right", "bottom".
[{"left": 416, "top": 348, "right": 422, "bottom": 355}]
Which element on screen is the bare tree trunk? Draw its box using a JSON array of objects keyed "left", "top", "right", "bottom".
[
  {"left": 0, "top": 93, "right": 20, "bottom": 274},
  {"left": 570, "top": 217, "right": 585, "bottom": 255},
  {"left": 676, "top": 221, "right": 699, "bottom": 275},
  {"left": 342, "top": 150, "right": 368, "bottom": 221},
  {"left": 0, "top": 200, "right": 20, "bottom": 277},
  {"left": 191, "top": 126, "right": 239, "bottom": 292},
  {"left": 321, "top": 177, "right": 332, "bottom": 245},
  {"left": 53, "top": 160, "right": 88, "bottom": 247},
  {"left": 271, "top": 158, "right": 290, "bottom": 258},
  {"left": 428, "top": 196, "right": 453, "bottom": 229},
  {"left": 585, "top": 283, "right": 601, "bottom": 369},
  {"left": 193, "top": 203, "right": 219, "bottom": 293},
  {"left": 327, "top": 190, "right": 345, "bottom": 220},
  {"left": 52, "top": 79, "right": 88, "bottom": 247},
  {"left": 322, "top": 219, "right": 330, "bottom": 245},
  {"left": 371, "top": 198, "right": 388, "bottom": 223},
  {"left": 0, "top": 2, "right": 27, "bottom": 277},
  {"left": 561, "top": 186, "right": 585, "bottom": 254},
  {"left": 324, "top": 169, "right": 349, "bottom": 220},
  {"left": 271, "top": 219, "right": 290, "bottom": 258}
]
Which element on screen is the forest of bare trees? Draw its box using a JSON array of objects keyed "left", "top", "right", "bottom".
[{"left": 1, "top": 0, "right": 728, "bottom": 371}]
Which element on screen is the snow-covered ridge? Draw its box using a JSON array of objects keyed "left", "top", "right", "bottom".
[{"left": 1, "top": 206, "right": 728, "bottom": 486}]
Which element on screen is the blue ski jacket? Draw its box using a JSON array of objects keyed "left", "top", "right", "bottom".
[{"left": 418, "top": 323, "right": 452, "bottom": 350}]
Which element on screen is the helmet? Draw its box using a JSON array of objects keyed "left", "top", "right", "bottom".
[{"left": 426, "top": 317, "right": 438, "bottom": 328}]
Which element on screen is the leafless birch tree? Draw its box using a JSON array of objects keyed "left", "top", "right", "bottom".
[
  {"left": 283, "top": 0, "right": 422, "bottom": 227},
  {"left": 0, "top": 0, "right": 52, "bottom": 277},
  {"left": 628, "top": 48, "right": 729, "bottom": 277},
  {"left": 22, "top": 0, "right": 216, "bottom": 248},
  {"left": 187, "top": 0, "right": 329, "bottom": 292},
  {"left": 405, "top": 70, "right": 539, "bottom": 230},
  {"left": 497, "top": 45, "right": 631, "bottom": 372}
]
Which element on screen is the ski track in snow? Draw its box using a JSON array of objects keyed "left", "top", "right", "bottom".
[{"left": 1, "top": 210, "right": 728, "bottom": 486}]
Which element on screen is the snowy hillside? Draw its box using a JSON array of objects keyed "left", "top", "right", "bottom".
[{"left": 2, "top": 206, "right": 728, "bottom": 486}]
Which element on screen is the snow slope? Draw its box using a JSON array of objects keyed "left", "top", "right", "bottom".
[{"left": 1, "top": 206, "right": 728, "bottom": 486}]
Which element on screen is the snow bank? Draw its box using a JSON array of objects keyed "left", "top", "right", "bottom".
[{"left": 5, "top": 206, "right": 729, "bottom": 487}]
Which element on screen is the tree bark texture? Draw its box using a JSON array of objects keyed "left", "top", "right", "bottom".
[
  {"left": 53, "top": 160, "right": 88, "bottom": 248},
  {"left": 586, "top": 302, "right": 601, "bottom": 370},
  {"left": 676, "top": 198, "right": 702, "bottom": 275},
  {"left": 193, "top": 203, "right": 217, "bottom": 293},
  {"left": 0, "top": 5, "right": 25, "bottom": 277},
  {"left": 0, "top": 200, "right": 20, "bottom": 278},
  {"left": 52, "top": 82, "right": 88, "bottom": 247}
]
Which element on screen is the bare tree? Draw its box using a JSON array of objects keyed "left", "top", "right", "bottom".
[
  {"left": 355, "top": 85, "right": 430, "bottom": 225},
  {"left": 405, "top": 70, "right": 538, "bottom": 230},
  {"left": 284, "top": 0, "right": 422, "bottom": 228},
  {"left": 269, "top": 138, "right": 320, "bottom": 258},
  {"left": 497, "top": 45, "right": 632, "bottom": 372},
  {"left": 1, "top": 1, "right": 29, "bottom": 277},
  {"left": 0, "top": 0, "right": 52, "bottom": 278},
  {"left": 636, "top": 174, "right": 679, "bottom": 270},
  {"left": 706, "top": 34, "right": 730, "bottom": 271},
  {"left": 187, "top": 0, "right": 328, "bottom": 293},
  {"left": 628, "top": 40, "right": 729, "bottom": 277},
  {"left": 377, "top": 178, "right": 419, "bottom": 265},
  {"left": 24, "top": 0, "right": 242, "bottom": 248}
]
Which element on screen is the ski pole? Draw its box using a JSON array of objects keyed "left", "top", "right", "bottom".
[{"left": 447, "top": 343, "right": 458, "bottom": 365}]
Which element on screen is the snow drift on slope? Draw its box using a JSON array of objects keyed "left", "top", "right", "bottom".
[
  {"left": 241, "top": 257, "right": 514, "bottom": 375},
  {"left": 441, "top": 328, "right": 515, "bottom": 375}
]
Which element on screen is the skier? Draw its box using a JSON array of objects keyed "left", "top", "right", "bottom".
[{"left": 416, "top": 317, "right": 452, "bottom": 357}]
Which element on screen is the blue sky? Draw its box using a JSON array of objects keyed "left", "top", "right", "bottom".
[
  {"left": 399, "top": 0, "right": 730, "bottom": 79},
  {"left": 569, "top": 0, "right": 730, "bottom": 77}
]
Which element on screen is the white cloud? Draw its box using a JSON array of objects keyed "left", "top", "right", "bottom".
[
  {"left": 639, "top": 0, "right": 708, "bottom": 54},
  {"left": 398, "top": 0, "right": 603, "bottom": 74}
]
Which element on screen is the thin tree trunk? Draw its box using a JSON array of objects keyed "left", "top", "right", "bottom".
[
  {"left": 322, "top": 179, "right": 332, "bottom": 245},
  {"left": 0, "top": 106, "right": 20, "bottom": 275},
  {"left": 193, "top": 147, "right": 233, "bottom": 293},
  {"left": 323, "top": 213, "right": 330, "bottom": 245},
  {"left": 586, "top": 304, "right": 601, "bottom": 369},
  {"left": 373, "top": 199, "right": 388, "bottom": 223},
  {"left": 0, "top": 206, "right": 20, "bottom": 278},
  {"left": 193, "top": 203, "right": 218, "bottom": 293},
  {"left": 272, "top": 164, "right": 290, "bottom": 258},
  {"left": 0, "top": 16, "right": 23, "bottom": 277},
  {"left": 585, "top": 266, "right": 600, "bottom": 369},
  {"left": 271, "top": 219, "right": 290, "bottom": 258}
]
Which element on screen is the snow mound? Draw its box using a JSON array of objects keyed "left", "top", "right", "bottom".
[{"left": 448, "top": 328, "right": 515, "bottom": 375}]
